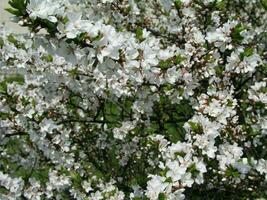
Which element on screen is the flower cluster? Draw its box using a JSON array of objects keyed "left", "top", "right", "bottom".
[{"left": 0, "top": 0, "right": 266, "bottom": 199}]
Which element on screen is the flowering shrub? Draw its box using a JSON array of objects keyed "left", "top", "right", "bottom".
[{"left": 0, "top": 0, "right": 267, "bottom": 199}]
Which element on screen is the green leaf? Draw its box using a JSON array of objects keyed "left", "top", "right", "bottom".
[
  {"left": 135, "top": 27, "right": 144, "bottom": 42},
  {"left": 174, "top": 55, "right": 186, "bottom": 65},
  {"left": 175, "top": 151, "right": 186, "bottom": 157},
  {"left": 132, "top": 198, "right": 142, "bottom": 200},
  {"left": 0, "top": 186, "right": 9, "bottom": 194},
  {"left": 240, "top": 47, "right": 254, "bottom": 60},
  {"left": 68, "top": 68, "right": 79, "bottom": 77},
  {"left": 147, "top": 122, "right": 159, "bottom": 135},
  {"left": 227, "top": 99, "right": 234, "bottom": 107},
  {"left": 0, "top": 112, "right": 10, "bottom": 120},
  {"left": 34, "top": 18, "right": 57, "bottom": 35},
  {"left": 188, "top": 163, "right": 199, "bottom": 177},
  {"left": 159, "top": 168, "right": 168, "bottom": 177},
  {"left": 5, "top": 8, "right": 21, "bottom": 16},
  {"left": 14, "top": 167, "right": 29, "bottom": 179},
  {"left": 175, "top": 0, "right": 182, "bottom": 9},
  {"left": 215, "top": 1, "right": 226, "bottom": 10},
  {"left": 41, "top": 54, "right": 53, "bottom": 62},
  {"left": 70, "top": 171, "right": 82, "bottom": 189},
  {"left": 188, "top": 121, "right": 202, "bottom": 133},
  {"left": 158, "top": 193, "right": 167, "bottom": 200},
  {"left": 215, "top": 65, "right": 225, "bottom": 76},
  {"left": 0, "top": 38, "right": 4, "bottom": 48},
  {"left": 0, "top": 74, "right": 25, "bottom": 93},
  {"left": 203, "top": 54, "right": 212, "bottom": 62},
  {"left": 225, "top": 166, "right": 240, "bottom": 178},
  {"left": 164, "top": 123, "right": 183, "bottom": 143},
  {"left": 175, "top": 100, "right": 194, "bottom": 117},
  {"left": 260, "top": 87, "right": 267, "bottom": 93},
  {"left": 165, "top": 177, "right": 172, "bottom": 183},
  {"left": 7, "top": 34, "right": 17, "bottom": 44},
  {"left": 7, "top": 34, "right": 25, "bottom": 49},
  {"left": 62, "top": 16, "right": 69, "bottom": 24},
  {"left": 231, "top": 24, "right": 245, "bottom": 44},
  {"left": 6, "top": 75, "right": 25, "bottom": 84},
  {"left": 7, "top": 0, "right": 28, "bottom": 16},
  {"left": 104, "top": 102, "right": 121, "bottom": 125},
  {"left": 261, "top": 0, "right": 267, "bottom": 10},
  {"left": 70, "top": 96, "right": 82, "bottom": 107},
  {"left": 92, "top": 33, "right": 104, "bottom": 41},
  {"left": 159, "top": 60, "right": 172, "bottom": 70}
]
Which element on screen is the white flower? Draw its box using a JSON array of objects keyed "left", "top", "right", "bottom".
[
  {"left": 1, "top": 0, "right": 266, "bottom": 199},
  {"left": 181, "top": 0, "right": 191, "bottom": 6},
  {"left": 181, "top": 173, "right": 194, "bottom": 187},
  {"left": 141, "top": 45, "right": 159, "bottom": 68},
  {"left": 166, "top": 160, "right": 187, "bottom": 182},
  {"left": 39, "top": 118, "right": 61, "bottom": 134},
  {"left": 102, "top": 0, "right": 114, "bottom": 3},
  {"left": 169, "top": 189, "right": 185, "bottom": 200},
  {"left": 159, "top": 0, "right": 173, "bottom": 11},
  {"left": 255, "top": 159, "right": 267, "bottom": 179},
  {"left": 27, "top": 0, "right": 63, "bottom": 22},
  {"left": 192, "top": 28, "right": 205, "bottom": 44},
  {"left": 0, "top": 171, "right": 24, "bottom": 196},
  {"left": 194, "top": 159, "right": 207, "bottom": 174},
  {"left": 206, "top": 30, "right": 225, "bottom": 43},
  {"left": 241, "top": 53, "right": 262, "bottom": 73},
  {"left": 146, "top": 175, "right": 169, "bottom": 200},
  {"left": 130, "top": 185, "right": 144, "bottom": 199},
  {"left": 113, "top": 121, "right": 136, "bottom": 140},
  {"left": 232, "top": 158, "right": 251, "bottom": 174},
  {"left": 48, "top": 170, "right": 71, "bottom": 191},
  {"left": 217, "top": 143, "right": 243, "bottom": 171},
  {"left": 206, "top": 21, "right": 238, "bottom": 51},
  {"left": 182, "top": 8, "right": 196, "bottom": 18},
  {"left": 165, "top": 66, "right": 179, "bottom": 84},
  {"left": 158, "top": 49, "right": 174, "bottom": 60},
  {"left": 248, "top": 81, "right": 267, "bottom": 104},
  {"left": 65, "top": 13, "right": 92, "bottom": 39},
  {"left": 82, "top": 181, "right": 93, "bottom": 193}
]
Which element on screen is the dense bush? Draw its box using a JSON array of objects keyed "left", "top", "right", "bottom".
[{"left": 0, "top": 0, "right": 266, "bottom": 199}]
